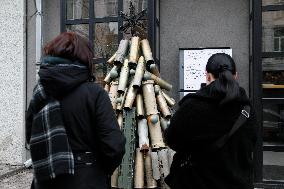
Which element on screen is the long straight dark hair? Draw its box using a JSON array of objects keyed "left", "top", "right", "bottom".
[{"left": 206, "top": 53, "right": 240, "bottom": 105}]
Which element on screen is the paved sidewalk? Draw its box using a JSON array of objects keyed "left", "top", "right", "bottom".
[{"left": 0, "top": 164, "right": 33, "bottom": 189}]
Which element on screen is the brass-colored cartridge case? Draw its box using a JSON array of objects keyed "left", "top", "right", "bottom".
[
  {"left": 142, "top": 80, "right": 159, "bottom": 116},
  {"left": 160, "top": 117, "right": 169, "bottom": 131},
  {"left": 145, "top": 150, "right": 158, "bottom": 188},
  {"left": 145, "top": 71, "right": 173, "bottom": 91},
  {"left": 114, "top": 39, "right": 129, "bottom": 65},
  {"left": 149, "top": 63, "right": 160, "bottom": 77},
  {"left": 124, "top": 82, "right": 138, "bottom": 110},
  {"left": 158, "top": 149, "right": 170, "bottom": 177},
  {"left": 111, "top": 168, "right": 119, "bottom": 187},
  {"left": 104, "top": 83, "right": 110, "bottom": 92},
  {"left": 109, "top": 80, "right": 119, "bottom": 109},
  {"left": 156, "top": 87, "right": 171, "bottom": 119},
  {"left": 116, "top": 88, "right": 128, "bottom": 111},
  {"left": 117, "top": 112, "right": 123, "bottom": 129},
  {"left": 129, "top": 36, "right": 140, "bottom": 65},
  {"left": 137, "top": 119, "right": 149, "bottom": 152},
  {"left": 104, "top": 66, "right": 118, "bottom": 83},
  {"left": 136, "top": 93, "right": 145, "bottom": 118},
  {"left": 134, "top": 148, "right": 144, "bottom": 189},
  {"left": 147, "top": 115, "right": 166, "bottom": 149},
  {"left": 161, "top": 91, "right": 176, "bottom": 107},
  {"left": 133, "top": 56, "right": 146, "bottom": 88},
  {"left": 141, "top": 39, "right": 154, "bottom": 65},
  {"left": 107, "top": 52, "right": 117, "bottom": 64},
  {"left": 118, "top": 59, "right": 129, "bottom": 93}
]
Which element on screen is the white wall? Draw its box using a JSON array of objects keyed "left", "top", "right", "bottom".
[{"left": 0, "top": 0, "right": 25, "bottom": 164}]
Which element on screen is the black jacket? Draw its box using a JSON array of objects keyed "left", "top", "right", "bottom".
[
  {"left": 26, "top": 57, "right": 126, "bottom": 188},
  {"left": 165, "top": 83, "right": 257, "bottom": 189}
]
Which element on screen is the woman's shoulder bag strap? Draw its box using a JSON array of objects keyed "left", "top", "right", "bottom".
[{"left": 209, "top": 105, "right": 251, "bottom": 151}]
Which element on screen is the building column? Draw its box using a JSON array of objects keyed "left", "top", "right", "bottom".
[{"left": 0, "top": 0, "right": 25, "bottom": 164}]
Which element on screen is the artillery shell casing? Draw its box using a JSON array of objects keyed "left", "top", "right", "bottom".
[
  {"left": 156, "top": 91, "right": 171, "bottom": 119},
  {"left": 154, "top": 84, "right": 160, "bottom": 94},
  {"left": 136, "top": 93, "right": 145, "bottom": 118},
  {"left": 104, "top": 66, "right": 118, "bottom": 83},
  {"left": 129, "top": 36, "right": 140, "bottom": 65},
  {"left": 138, "top": 119, "right": 149, "bottom": 152},
  {"left": 149, "top": 63, "right": 160, "bottom": 77},
  {"left": 134, "top": 148, "right": 144, "bottom": 189},
  {"left": 111, "top": 168, "right": 119, "bottom": 187},
  {"left": 142, "top": 80, "right": 159, "bottom": 115},
  {"left": 107, "top": 52, "right": 117, "bottom": 64},
  {"left": 118, "top": 59, "right": 129, "bottom": 93},
  {"left": 114, "top": 39, "right": 129, "bottom": 65},
  {"left": 161, "top": 91, "right": 176, "bottom": 107},
  {"left": 145, "top": 71, "right": 172, "bottom": 91},
  {"left": 141, "top": 39, "right": 154, "bottom": 65},
  {"left": 109, "top": 81, "right": 119, "bottom": 109},
  {"left": 104, "top": 83, "right": 110, "bottom": 92},
  {"left": 124, "top": 82, "right": 138, "bottom": 110},
  {"left": 160, "top": 117, "right": 169, "bottom": 131},
  {"left": 145, "top": 150, "right": 157, "bottom": 188},
  {"left": 117, "top": 112, "right": 123, "bottom": 129},
  {"left": 158, "top": 149, "right": 170, "bottom": 177},
  {"left": 148, "top": 115, "right": 166, "bottom": 149},
  {"left": 167, "top": 148, "right": 176, "bottom": 168},
  {"left": 133, "top": 56, "right": 145, "bottom": 88},
  {"left": 150, "top": 151, "right": 160, "bottom": 180},
  {"left": 116, "top": 88, "right": 128, "bottom": 111}
]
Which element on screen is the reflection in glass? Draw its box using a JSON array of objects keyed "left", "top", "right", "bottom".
[
  {"left": 262, "top": 58, "right": 284, "bottom": 85},
  {"left": 94, "top": 0, "right": 118, "bottom": 18},
  {"left": 262, "top": 102, "right": 284, "bottom": 180},
  {"left": 94, "top": 22, "right": 118, "bottom": 58},
  {"left": 66, "top": 24, "right": 89, "bottom": 39},
  {"left": 66, "top": 0, "right": 89, "bottom": 19},
  {"left": 263, "top": 0, "right": 284, "bottom": 6},
  {"left": 263, "top": 151, "right": 284, "bottom": 181},
  {"left": 93, "top": 63, "right": 109, "bottom": 87},
  {"left": 123, "top": 0, "right": 147, "bottom": 14},
  {"left": 262, "top": 11, "right": 284, "bottom": 52},
  {"left": 263, "top": 103, "right": 284, "bottom": 144}
]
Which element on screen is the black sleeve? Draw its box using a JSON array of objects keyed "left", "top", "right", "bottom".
[
  {"left": 25, "top": 100, "right": 35, "bottom": 144},
  {"left": 165, "top": 100, "right": 196, "bottom": 152},
  {"left": 94, "top": 89, "right": 126, "bottom": 174}
]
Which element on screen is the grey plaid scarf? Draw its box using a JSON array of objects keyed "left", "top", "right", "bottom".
[{"left": 30, "top": 82, "right": 74, "bottom": 181}]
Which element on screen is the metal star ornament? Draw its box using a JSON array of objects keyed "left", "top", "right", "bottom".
[{"left": 119, "top": 2, "right": 147, "bottom": 37}]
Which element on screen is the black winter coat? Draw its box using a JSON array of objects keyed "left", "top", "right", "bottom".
[
  {"left": 165, "top": 83, "right": 257, "bottom": 189},
  {"left": 26, "top": 56, "right": 126, "bottom": 189}
]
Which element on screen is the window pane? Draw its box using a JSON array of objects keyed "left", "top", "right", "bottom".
[
  {"left": 93, "top": 63, "right": 109, "bottom": 87},
  {"left": 263, "top": 0, "right": 284, "bottom": 6},
  {"left": 262, "top": 11, "right": 284, "bottom": 52},
  {"left": 263, "top": 108, "right": 284, "bottom": 181},
  {"left": 94, "top": 0, "right": 118, "bottom": 18},
  {"left": 263, "top": 58, "right": 284, "bottom": 84},
  {"left": 263, "top": 151, "right": 284, "bottom": 181},
  {"left": 123, "top": 0, "right": 147, "bottom": 14},
  {"left": 66, "top": 0, "right": 89, "bottom": 19},
  {"left": 274, "top": 38, "right": 280, "bottom": 51},
  {"left": 66, "top": 24, "right": 89, "bottom": 39},
  {"left": 94, "top": 22, "right": 118, "bottom": 58}
]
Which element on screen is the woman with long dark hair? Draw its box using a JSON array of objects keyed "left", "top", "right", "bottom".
[
  {"left": 165, "top": 53, "right": 257, "bottom": 189},
  {"left": 26, "top": 32, "right": 125, "bottom": 189}
]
